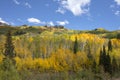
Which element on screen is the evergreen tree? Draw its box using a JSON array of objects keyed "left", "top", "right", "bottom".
[
  {"left": 99, "top": 46, "right": 112, "bottom": 74},
  {"left": 108, "top": 39, "right": 112, "bottom": 52},
  {"left": 99, "top": 49, "right": 103, "bottom": 65},
  {"left": 112, "top": 56, "right": 118, "bottom": 73},
  {"left": 73, "top": 37, "right": 78, "bottom": 54},
  {"left": 92, "top": 60, "right": 97, "bottom": 73},
  {"left": 102, "top": 46, "right": 106, "bottom": 56},
  {"left": 102, "top": 45, "right": 106, "bottom": 68},
  {"left": 106, "top": 53, "right": 112, "bottom": 74},
  {"left": 0, "top": 31, "right": 20, "bottom": 80},
  {"left": 4, "top": 31, "right": 15, "bottom": 58}
]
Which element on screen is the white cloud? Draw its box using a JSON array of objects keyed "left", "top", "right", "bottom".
[
  {"left": 48, "top": 21, "right": 54, "bottom": 26},
  {"left": 25, "top": 2, "right": 32, "bottom": 8},
  {"left": 13, "top": 0, "right": 20, "bottom": 5},
  {"left": 56, "top": 20, "right": 69, "bottom": 26},
  {"left": 115, "top": 0, "right": 120, "bottom": 5},
  {"left": 13, "top": 0, "right": 32, "bottom": 8},
  {"left": 56, "top": 0, "right": 91, "bottom": 16},
  {"left": 27, "top": 18, "right": 69, "bottom": 26},
  {"left": 56, "top": 8, "right": 65, "bottom": 14},
  {"left": 115, "top": 10, "right": 120, "bottom": 16},
  {"left": 0, "top": 18, "right": 9, "bottom": 24},
  {"left": 27, "top": 18, "right": 41, "bottom": 24}
]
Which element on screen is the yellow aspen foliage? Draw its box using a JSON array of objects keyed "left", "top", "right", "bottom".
[
  {"left": 41, "top": 46, "right": 47, "bottom": 56},
  {"left": 15, "top": 57, "right": 35, "bottom": 70},
  {"left": 28, "top": 37, "right": 33, "bottom": 42},
  {"left": 73, "top": 52, "right": 88, "bottom": 71},
  {"left": 70, "top": 33, "right": 105, "bottom": 46},
  {"left": 11, "top": 32, "right": 120, "bottom": 73},
  {"left": 49, "top": 49, "right": 73, "bottom": 71},
  {"left": 14, "top": 57, "right": 23, "bottom": 70},
  {"left": 70, "top": 33, "right": 97, "bottom": 41},
  {"left": 111, "top": 49, "right": 120, "bottom": 59},
  {"left": 0, "top": 54, "right": 4, "bottom": 63},
  {"left": 34, "top": 58, "right": 50, "bottom": 71},
  {"left": 15, "top": 47, "right": 32, "bottom": 58},
  {"left": 112, "top": 39, "right": 120, "bottom": 48},
  {"left": 23, "top": 57, "right": 34, "bottom": 69}
]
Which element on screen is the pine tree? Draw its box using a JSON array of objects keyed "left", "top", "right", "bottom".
[
  {"left": 99, "top": 46, "right": 112, "bottom": 74},
  {"left": 4, "top": 31, "right": 15, "bottom": 58},
  {"left": 102, "top": 45, "right": 106, "bottom": 68},
  {"left": 73, "top": 37, "right": 78, "bottom": 54},
  {"left": 108, "top": 39, "right": 112, "bottom": 52},
  {"left": 112, "top": 56, "right": 118, "bottom": 73},
  {"left": 99, "top": 49, "right": 103, "bottom": 66},
  {"left": 92, "top": 60, "right": 97, "bottom": 73},
  {"left": 0, "top": 31, "right": 20, "bottom": 80},
  {"left": 106, "top": 53, "right": 112, "bottom": 74}
]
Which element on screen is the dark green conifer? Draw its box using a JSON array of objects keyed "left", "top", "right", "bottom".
[
  {"left": 4, "top": 31, "right": 15, "bottom": 58},
  {"left": 108, "top": 39, "right": 112, "bottom": 52},
  {"left": 92, "top": 60, "right": 97, "bottom": 73},
  {"left": 112, "top": 56, "right": 118, "bottom": 73},
  {"left": 99, "top": 46, "right": 112, "bottom": 74},
  {"left": 106, "top": 53, "right": 112, "bottom": 74},
  {"left": 99, "top": 49, "right": 103, "bottom": 65},
  {"left": 73, "top": 37, "right": 78, "bottom": 54}
]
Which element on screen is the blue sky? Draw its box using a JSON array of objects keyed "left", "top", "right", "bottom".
[{"left": 0, "top": 0, "right": 120, "bottom": 30}]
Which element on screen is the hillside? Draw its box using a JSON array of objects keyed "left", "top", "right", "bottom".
[
  {"left": 0, "top": 25, "right": 120, "bottom": 80},
  {"left": 0, "top": 25, "right": 120, "bottom": 39}
]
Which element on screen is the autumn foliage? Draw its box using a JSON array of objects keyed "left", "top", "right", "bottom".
[{"left": 0, "top": 32, "right": 120, "bottom": 77}]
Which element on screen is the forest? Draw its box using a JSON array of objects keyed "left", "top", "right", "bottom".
[{"left": 0, "top": 26, "right": 120, "bottom": 80}]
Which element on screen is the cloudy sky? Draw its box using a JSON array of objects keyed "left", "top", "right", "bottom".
[{"left": 0, "top": 0, "right": 120, "bottom": 30}]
